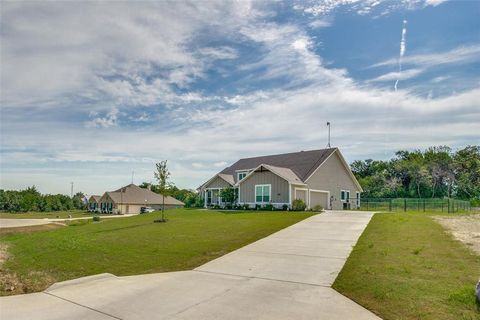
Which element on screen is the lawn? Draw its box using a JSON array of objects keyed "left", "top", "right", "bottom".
[
  {"left": 0, "top": 210, "right": 93, "bottom": 219},
  {"left": 333, "top": 211, "right": 480, "bottom": 320},
  {"left": 0, "top": 208, "right": 315, "bottom": 296}
]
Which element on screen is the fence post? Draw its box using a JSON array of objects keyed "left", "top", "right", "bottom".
[
  {"left": 423, "top": 199, "right": 425, "bottom": 212},
  {"left": 389, "top": 199, "right": 392, "bottom": 212},
  {"left": 447, "top": 198, "right": 450, "bottom": 213},
  {"left": 366, "top": 199, "right": 369, "bottom": 211},
  {"left": 404, "top": 199, "right": 407, "bottom": 212}
]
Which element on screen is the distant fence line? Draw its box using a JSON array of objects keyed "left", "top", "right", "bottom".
[{"left": 355, "top": 198, "right": 471, "bottom": 213}]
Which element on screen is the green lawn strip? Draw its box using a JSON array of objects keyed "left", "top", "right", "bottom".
[
  {"left": 333, "top": 211, "right": 480, "bottom": 320},
  {"left": 0, "top": 210, "right": 93, "bottom": 219},
  {"left": 0, "top": 209, "right": 315, "bottom": 295}
]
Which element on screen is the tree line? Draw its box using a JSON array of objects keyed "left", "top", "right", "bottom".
[
  {"left": 0, "top": 186, "right": 86, "bottom": 212},
  {"left": 351, "top": 145, "right": 479, "bottom": 204}
]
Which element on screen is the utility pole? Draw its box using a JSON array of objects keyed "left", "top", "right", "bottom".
[
  {"left": 326, "top": 122, "right": 331, "bottom": 148},
  {"left": 70, "top": 182, "right": 74, "bottom": 198},
  {"left": 131, "top": 170, "right": 134, "bottom": 184}
]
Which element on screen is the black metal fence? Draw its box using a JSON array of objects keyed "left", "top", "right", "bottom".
[{"left": 355, "top": 198, "right": 471, "bottom": 213}]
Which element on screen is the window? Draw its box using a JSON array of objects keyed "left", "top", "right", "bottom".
[
  {"left": 341, "top": 190, "right": 350, "bottom": 202},
  {"left": 237, "top": 172, "right": 248, "bottom": 181},
  {"left": 207, "top": 190, "right": 212, "bottom": 204},
  {"left": 356, "top": 192, "right": 360, "bottom": 207},
  {"left": 255, "top": 185, "right": 271, "bottom": 203}
]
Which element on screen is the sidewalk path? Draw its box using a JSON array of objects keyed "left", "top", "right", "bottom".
[
  {"left": 0, "top": 210, "right": 380, "bottom": 320},
  {"left": 0, "top": 214, "right": 138, "bottom": 229}
]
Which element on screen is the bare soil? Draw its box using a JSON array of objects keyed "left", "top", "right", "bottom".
[{"left": 433, "top": 215, "right": 480, "bottom": 254}]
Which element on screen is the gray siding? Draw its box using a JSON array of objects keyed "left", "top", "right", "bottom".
[
  {"left": 205, "top": 176, "right": 231, "bottom": 189},
  {"left": 239, "top": 171, "right": 289, "bottom": 203},
  {"left": 306, "top": 151, "right": 361, "bottom": 210}
]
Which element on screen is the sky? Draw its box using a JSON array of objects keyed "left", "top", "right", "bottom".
[{"left": 1, "top": 0, "right": 479, "bottom": 195}]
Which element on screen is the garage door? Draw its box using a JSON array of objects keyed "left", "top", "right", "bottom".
[
  {"left": 310, "top": 191, "right": 329, "bottom": 209},
  {"left": 295, "top": 189, "right": 307, "bottom": 202}
]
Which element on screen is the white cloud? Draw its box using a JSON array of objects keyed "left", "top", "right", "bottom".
[
  {"left": 425, "top": 0, "right": 448, "bottom": 7},
  {"left": 309, "top": 19, "right": 332, "bottom": 28},
  {"left": 372, "top": 44, "right": 480, "bottom": 69},
  {"left": 86, "top": 107, "right": 120, "bottom": 128},
  {"left": 370, "top": 68, "right": 423, "bottom": 82}
]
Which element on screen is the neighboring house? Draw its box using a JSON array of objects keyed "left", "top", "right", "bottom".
[
  {"left": 198, "top": 148, "right": 363, "bottom": 210},
  {"left": 87, "top": 195, "right": 101, "bottom": 212},
  {"left": 98, "top": 184, "right": 184, "bottom": 214}
]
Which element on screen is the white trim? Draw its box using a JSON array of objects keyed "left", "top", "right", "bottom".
[
  {"left": 200, "top": 173, "right": 233, "bottom": 190},
  {"left": 288, "top": 183, "right": 291, "bottom": 206},
  {"left": 304, "top": 148, "right": 363, "bottom": 192},
  {"left": 254, "top": 184, "right": 272, "bottom": 203},
  {"left": 236, "top": 164, "right": 306, "bottom": 186}
]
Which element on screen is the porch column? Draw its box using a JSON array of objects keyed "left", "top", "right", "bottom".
[{"left": 204, "top": 189, "right": 207, "bottom": 208}]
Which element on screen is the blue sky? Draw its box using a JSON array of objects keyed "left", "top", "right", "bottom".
[{"left": 1, "top": 0, "right": 479, "bottom": 195}]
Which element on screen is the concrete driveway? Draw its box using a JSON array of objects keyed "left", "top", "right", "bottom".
[{"left": 0, "top": 210, "right": 380, "bottom": 320}]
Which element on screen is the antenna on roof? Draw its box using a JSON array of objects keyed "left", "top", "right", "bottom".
[
  {"left": 131, "top": 170, "right": 134, "bottom": 184},
  {"left": 326, "top": 122, "right": 331, "bottom": 148}
]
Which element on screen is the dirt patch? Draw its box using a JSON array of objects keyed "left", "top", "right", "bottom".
[
  {"left": 433, "top": 215, "right": 480, "bottom": 254},
  {"left": 0, "top": 242, "right": 57, "bottom": 296},
  {"left": 0, "top": 223, "right": 64, "bottom": 235},
  {"left": 0, "top": 243, "right": 22, "bottom": 295}
]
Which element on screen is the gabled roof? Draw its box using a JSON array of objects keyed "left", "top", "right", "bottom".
[
  {"left": 198, "top": 172, "right": 234, "bottom": 189},
  {"left": 89, "top": 195, "right": 101, "bottom": 202},
  {"left": 221, "top": 148, "right": 337, "bottom": 183},
  {"left": 103, "top": 184, "right": 184, "bottom": 206},
  {"left": 237, "top": 164, "right": 305, "bottom": 186}
]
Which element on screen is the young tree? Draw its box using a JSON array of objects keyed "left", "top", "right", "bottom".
[{"left": 154, "top": 160, "right": 171, "bottom": 220}]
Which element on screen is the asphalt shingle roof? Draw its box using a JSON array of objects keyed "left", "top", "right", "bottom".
[
  {"left": 106, "top": 184, "right": 184, "bottom": 206},
  {"left": 220, "top": 148, "right": 337, "bottom": 183}
]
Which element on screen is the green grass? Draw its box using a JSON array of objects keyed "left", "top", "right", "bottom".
[
  {"left": 0, "top": 208, "right": 315, "bottom": 295},
  {"left": 333, "top": 211, "right": 480, "bottom": 320},
  {"left": 0, "top": 210, "right": 93, "bottom": 219}
]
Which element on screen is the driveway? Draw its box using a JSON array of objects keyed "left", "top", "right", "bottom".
[
  {"left": 0, "top": 214, "right": 138, "bottom": 229},
  {"left": 0, "top": 210, "right": 380, "bottom": 320}
]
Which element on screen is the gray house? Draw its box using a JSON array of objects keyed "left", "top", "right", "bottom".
[{"left": 198, "top": 148, "right": 363, "bottom": 210}]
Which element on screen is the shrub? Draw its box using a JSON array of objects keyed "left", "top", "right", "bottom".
[
  {"left": 92, "top": 216, "right": 101, "bottom": 222},
  {"left": 225, "top": 204, "right": 233, "bottom": 210},
  {"left": 292, "top": 199, "right": 306, "bottom": 211},
  {"left": 282, "top": 204, "right": 289, "bottom": 211},
  {"left": 255, "top": 204, "right": 262, "bottom": 210},
  {"left": 242, "top": 204, "right": 250, "bottom": 210},
  {"left": 312, "top": 204, "right": 323, "bottom": 212},
  {"left": 264, "top": 204, "right": 274, "bottom": 211}
]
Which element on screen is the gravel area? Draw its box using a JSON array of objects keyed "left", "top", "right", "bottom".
[{"left": 433, "top": 215, "right": 480, "bottom": 254}]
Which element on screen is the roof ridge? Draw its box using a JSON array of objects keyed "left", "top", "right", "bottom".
[{"left": 236, "top": 147, "right": 336, "bottom": 162}]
